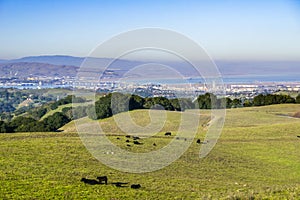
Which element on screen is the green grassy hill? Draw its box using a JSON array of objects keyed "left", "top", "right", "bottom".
[{"left": 1, "top": 104, "right": 300, "bottom": 199}]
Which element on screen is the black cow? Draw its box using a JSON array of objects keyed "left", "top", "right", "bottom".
[
  {"left": 133, "top": 136, "right": 140, "bottom": 140},
  {"left": 165, "top": 132, "right": 171, "bottom": 136},
  {"left": 96, "top": 176, "right": 108, "bottom": 184},
  {"left": 125, "top": 135, "right": 130, "bottom": 138},
  {"left": 126, "top": 139, "right": 130, "bottom": 143},
  {"left": 133, "top": 141, "right": 142, "bottom": 145},
  {"left": 112, "top": 182, "right": 129, "bottom": 188},
  {"left": 131, "top": 184, "right": 141, "bottom": 189},
  {"left": 153, "top": 143, "right": 157, "bottom": 146},
  {"left": 297, "top": 136, "right": 300, "bottom": 138},
  {"left": 196, "top": 139, "right": 201, "bottom": 144},
  {"left": 81, "top": 178, "right": 99, "bottom": 185}
]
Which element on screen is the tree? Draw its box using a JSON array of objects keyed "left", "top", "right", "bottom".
[
  {"left": 86, "top": 105, "right": 98, "bottom": 120},
  {"left": 169, "top": 98, "right": 194, "bottom": 111},
  {"left": 111, "top": 93, "right": 130, "bottom": 114},
  {"left": 43, "top": 112, "right": 70, "bottom": 131},
  {"left": 143, "top": 97, "right": 174, "bottom": 111},
  {"left": 253, "top": 94, "right": 265, "bottom": 106},
  {"left": 62, "top": 107, "right": 73, "bottom": 120},
  {"left": 66, "top": 106, "right": 88, "bottom": 120},
  {"left": 15, "top": 121, "right": 50, "bottom": 132},
  {"left": 179, "top": 98, "right": 195, "bottom": 110},
  {"left": 89, "top": 94, "right": 113, "bottom": 119},
  {"left": 226, "top": 98, "right": 232, "bottom": 108},
  {"left": 296, "top": 94, "right": 300, "bottom": 104},
  {"left": 28, "top": 107, "right": 47, "bottom": 120},
  {"left": 129, "top": 94, "right": 145, "bottom": 110},
  {"left": 0, "top": 121, "right": 13, "bottom": 133},
  {"left": 243, "top": 99, "right": 253, "bottom": 107},
  {"left": 9, "top": 116, "right": 37, "bottom": 131},
  {"left": 231, "top": 98, "right": 242, "bottom": 108},
  {"left": 196, "top": 93, "right": 216, "bottom": 109},
  {"left": 169, "top": 98, "right": 181, "bottom": 111}
]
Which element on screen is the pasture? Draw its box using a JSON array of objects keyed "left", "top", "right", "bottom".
[{"left": 0, "top": 104, "right": 300, "bottom": 199}]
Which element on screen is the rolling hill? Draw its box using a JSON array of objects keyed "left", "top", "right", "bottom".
[{"left": 1, "top": 104, "right": 300, "bottom": 199}]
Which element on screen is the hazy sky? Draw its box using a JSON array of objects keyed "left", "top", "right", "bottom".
[{"left": 0, "top": 0, "right": 300, "bottom": 60}]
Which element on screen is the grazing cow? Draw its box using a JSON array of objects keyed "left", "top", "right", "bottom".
[
  {"left": 297, "top": 136, "right": 300, "bottom": 138},
  {"left": 125, "top": 135, "right": 130, "bottom": 138},
  {"left": 127, "top": 144, "right": 131, "bottom": 147},
  {"left": 81, "top": 178, "right": 99, "bottom": 185},
  {"left": 117, "top": 137, "right": 120, "bottom": 140},
  {"left": 112, "top": 182, "right": 129, "bottom": 188},
  {"left": 133, "top": 136, "right": 140, "bottom": 140},
  {"left": 165, "top": 132, "right": 171, "bottom": 136},
  {"left": 131, "top": 184, "right": 141, "bottom": 189},
  {"left": 196, "top": 139, "right": 201, "bottom": 144},
  {"left": 126, "top": 140, "right": 130, "bottom": 143},
  {"left": 133, "top": 141, "right": 142, "bottom": 145},
  {"left": 153, "top": 143, "right": 157, "bottom": 146},
  {"left": 97, "top": 176, "right": 108, "bottom": 185}
]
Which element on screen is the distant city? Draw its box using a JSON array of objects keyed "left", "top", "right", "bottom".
[
  {"left": 0, "top": 73, "right": 299, "bottom": 100},
  {"left": 0, "top": 55, "right": 299, "bottom": 100}
]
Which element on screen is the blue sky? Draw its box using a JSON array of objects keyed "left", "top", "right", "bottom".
[{"left": 0, "top": 0, "right": 300, "bottom": 60}]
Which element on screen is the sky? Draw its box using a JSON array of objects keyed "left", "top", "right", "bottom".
[{"left": 0, "top": 0, "right": 300, "bottom": 61}]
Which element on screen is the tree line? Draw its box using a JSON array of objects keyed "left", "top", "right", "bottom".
[
  {"left": 0, "top": 95, "right": 87, "bottom": 133},
  {"left": 1, "top": 92, "right": 299, "bottom": 133},
  {"left": 86, "top": 93, "right": 300, "bottom": 120}
]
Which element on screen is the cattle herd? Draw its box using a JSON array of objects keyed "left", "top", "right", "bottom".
[
  {"left": 81, "top": 176, "right": 141, "bottom": 189},
  {"left": 81, "top": 132, "right": 204, "bottom": 189}
]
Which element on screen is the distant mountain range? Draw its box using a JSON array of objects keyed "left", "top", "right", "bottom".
[
  {"left": 0, "top": 55, "right": 299, "bottom": 78},
  {"left": 0, "top": 55, "right": 84, "bottom": 66},
  {"left": 0, "top": 62, "right": 78, "bottom": 78}
]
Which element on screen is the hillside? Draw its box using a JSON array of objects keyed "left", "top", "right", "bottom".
[
  {"left": 0, "top": 62, "right": 78, "bottom": 77},
  {"left": 1, "top": 104, "right": 300, "bottom": 199}
]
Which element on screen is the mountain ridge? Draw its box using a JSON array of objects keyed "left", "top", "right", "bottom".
[{"left": 0, "top": 55, "right": 299, "bottom": 78}]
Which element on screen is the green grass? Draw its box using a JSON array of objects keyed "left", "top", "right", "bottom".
[
  {"left": 1, "top": 104, "right": 300, "bottom": 199},
  {"left": 40, "top": 103, "right": 88, "bottom": 120}
]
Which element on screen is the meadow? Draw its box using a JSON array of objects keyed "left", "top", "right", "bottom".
[{"left": 0, "top": 104, "right": 300, "bottom": 199}]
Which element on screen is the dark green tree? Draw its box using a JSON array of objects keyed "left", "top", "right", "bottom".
[
  {"left": 43, "top": 112, "right": 70, "bottom": 131},
  {"left": 129, "top": 94, "right": 145, "bottom": 110},
  {"left": 296, "top": 94, "right": 300, "bottom": 104},
  {"left": 9, "top": 116, "right": 37, "bottom": 131},
  {"left": 196, "top": 93, "right": 215, "bottom": 109},
  {"left": 0, "top": 121, "right": 14, "bottom": 133},
  {"left": 143, "top": 97, "right": 174, "bottom": 111},
  {"left": 226, "top": 98, "right": 232, "bottom": 108},
  {"left": 231, "top": 98, "right": 242, "bottom": 108}
]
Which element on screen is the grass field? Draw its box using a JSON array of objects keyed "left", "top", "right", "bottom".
[{"left": 1, "top": 104, "right": 300, "bottom": 199}]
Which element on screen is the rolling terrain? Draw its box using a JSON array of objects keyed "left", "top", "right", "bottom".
[{"left": 0, "top": 104, "right": 300, "bottom": 199}]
